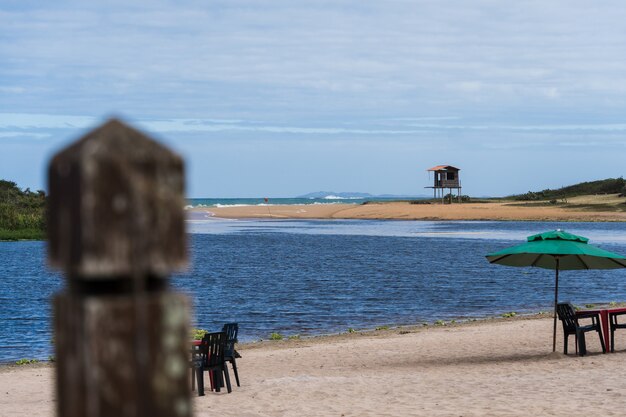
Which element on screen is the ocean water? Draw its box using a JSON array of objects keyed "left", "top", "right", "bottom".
[
  {"left": 1, "top": 219, "right": 626, "bottom": 363},
  {"left": 186, "top": 196, "right": 406, "bottom": 209}
]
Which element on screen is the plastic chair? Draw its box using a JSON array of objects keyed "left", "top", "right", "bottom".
[
  {"left": 609, "top": 311, "right": 626, "bottom": 352},
  {"left": 199, "top": 331, "right": 232, "bottom": 393},
  {"left": 556, "top": 302, "right": 606, "bottom": 356},
  {"left": 222, "top": 323, "right": 241, "bottom": 387},
  {"left": 190, "top": 344, "right": 205, "bottom": 395}
]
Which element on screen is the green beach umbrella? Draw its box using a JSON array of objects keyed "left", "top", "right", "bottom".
[{"left": 486, "top": 230, "right": 626, "bottom": 352}]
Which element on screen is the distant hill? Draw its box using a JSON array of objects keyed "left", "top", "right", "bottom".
[
  {"left": 0, "top": 180, "right": 46, "bottom": 240},
  {"left": 508, "top": 178, "right": 626, "bottom": 201}
]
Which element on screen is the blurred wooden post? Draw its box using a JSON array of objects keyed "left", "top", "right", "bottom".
[{"left": 48, "top": 119, "right": 191, "bottom": 417}]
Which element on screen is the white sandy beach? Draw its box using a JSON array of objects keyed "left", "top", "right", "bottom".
[
  {"left": 2, "top": 315, "right": 626, "bottom": 417},
  {"left": 195, "top": 196, "right": 626, "bottom": 222}
]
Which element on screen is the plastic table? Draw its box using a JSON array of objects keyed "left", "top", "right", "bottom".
[{"left": 577, "top": 306, "right": 626, "bottom": 352}]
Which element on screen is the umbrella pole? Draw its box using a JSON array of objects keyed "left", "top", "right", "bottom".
[{"left": 552, "top": 259, "right": 560, "bottom": 352}]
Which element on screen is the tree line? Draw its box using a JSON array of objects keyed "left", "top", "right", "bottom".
[
  {"left": 508, "top": 177, "right": 626, "bottom": 201},
  {"left": 0, "top": 179, "right": 46, "bottom": 240}
]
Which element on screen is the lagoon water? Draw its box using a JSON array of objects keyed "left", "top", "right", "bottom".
[{"left": 2, "top": 219, "right": 626, "bottom": 363}]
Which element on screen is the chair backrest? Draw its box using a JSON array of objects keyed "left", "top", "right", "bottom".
[
  {"left": 556, "top": 302, "right": 578, "bottom": 332},
  {"left": 222, "top": 323, "right": 238, "bottom": 356},
  {"left": 200, "top": 331, "right": 226, "bottom": 367}
]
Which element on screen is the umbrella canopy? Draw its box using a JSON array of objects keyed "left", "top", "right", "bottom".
[
  {"left": 487, "top": 230, "right": 626, "bottom": 270},
  {"left": 486, "top": 230, "right": 626, "bottom": 352}
]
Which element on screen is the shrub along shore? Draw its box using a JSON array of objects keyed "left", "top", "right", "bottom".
[{"left": 0, "top": 180, "right": 46, "bottom": 241}]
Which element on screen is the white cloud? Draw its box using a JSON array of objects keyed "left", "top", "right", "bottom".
[
  {"left": 446, "top": 82, "right": 483, "bottom": 93},
  {"left": 5, "top": 113, "right": 626, "bottom": 141},
  {"left": 0, "top": 86, "right": 26, "bottom": 94},
  {"left": 2, "top": 1, "right": 626, "bottom": 196},
  {"left": 0, "top": 113, "right": 96, "bottom": 129},
  {"left": 3, "top": 1, "right": 626, "bottom": 118},
  {"left": 0, "top": 131, "right": 50, "bottom": 139}
]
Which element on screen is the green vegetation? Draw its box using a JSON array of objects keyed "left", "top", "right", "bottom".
[
  {"left": 444, "top": 193, "right": 471, "bottom": 203},
  {"left": 501, "top": 312, "right": 517, "bottom": 318},
  {"left": 15, "top": 358, "right": 39, "bottom": 365},
  {"left": 410, "top": 195, "right": 474, "bottom": 205},
  {"left": 347, "top": 327, "right": 356, "bottom": 333},
  {"left": 0, "top": 179, "right": 46, "bottom": 241},
  {"left": 375, "top": 325, "right": 390, "bottom": 331},
  {"left": 287, "top": 334, "right": 300, "bottom": 340},
  {"left": 191, "top": 328, "right": 209, "bottom": 340},
  {"left": 508, "top": 177, "right": 626, "bottom": 201},
  {"left": 0, "top": 228, "right": 44, "bottom": 241},
  {"left": 269, "top": 332, "right": 283, "bottom": 340},
  {"left": 434, "top": 320, "right": 445, "bottom": 326}
]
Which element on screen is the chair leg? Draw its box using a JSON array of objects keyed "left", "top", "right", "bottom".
[
  {"left": 577, "top": 331, "right": 587, "bottom": 356},
  {"left": 598, "top": 329, "right": 606, "bottom": 353},
  {"left": 213, "top": 370, "right": 222, "bottom": 393},
  {"left": 230, "top": 357, "right": 240, "bottom": 387},
  {"left": 191, "top": 367, "right": 195, "bottom": 391},
  {"left": 563, "top": 334, "right": 568, "bottom": 355},
  {"left": 222, "top": 365, "right": 232, "bottom": 393},
  {"left": 196, "top": 367, "right": 204, "bottom": 396},
  {"left": 208, "top": 369, "right": 215, "bottom": 391},
  {"left": 611, "top": 326, "right": 616, "bottom": 353}
]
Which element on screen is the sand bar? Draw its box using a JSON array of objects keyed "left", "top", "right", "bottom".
[
  {"left": 3, "top": 315, "right": 626, "bottom": 416},
  {"left": 194, "top": 198, "right": 626, "bottom": 222}
]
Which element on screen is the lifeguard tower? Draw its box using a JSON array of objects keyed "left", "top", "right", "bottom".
[{"left": 426, "top": 165, "right": 462, "bottom": 203}]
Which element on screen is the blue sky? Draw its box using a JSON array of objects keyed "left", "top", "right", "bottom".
[{"left": 1, "top": 1, "right": 626, "bottom": 197}]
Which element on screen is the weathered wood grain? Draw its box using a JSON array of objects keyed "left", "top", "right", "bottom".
[
  {"left": 48, "top": 119, "right": 192, "bottom": 417},
  {"left": 54, "top": 293, "right": 190, "bottom": 417},
  {"left": 48, "top": 118, "right": 187, "bottom": 278}
]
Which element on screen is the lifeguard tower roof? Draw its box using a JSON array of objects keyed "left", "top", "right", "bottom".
[{"left": 427, "top": 165, "right": 460, "bottom": 172}]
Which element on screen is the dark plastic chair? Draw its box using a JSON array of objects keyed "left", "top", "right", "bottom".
[
  {"left": 222, "top": 323, "right": 241, "bottom": 387},
  {"left": 609, "top": 311, "right": 626, "bottom": 352},
  {"left": 198, "top": 331, "right": 232, "bottom": 393},
  {"left": 190, "top": 344, "right": 205, "bottom": 396},
  {"left": 556, "top": 302, "right": 606, "bottom": 356}
]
